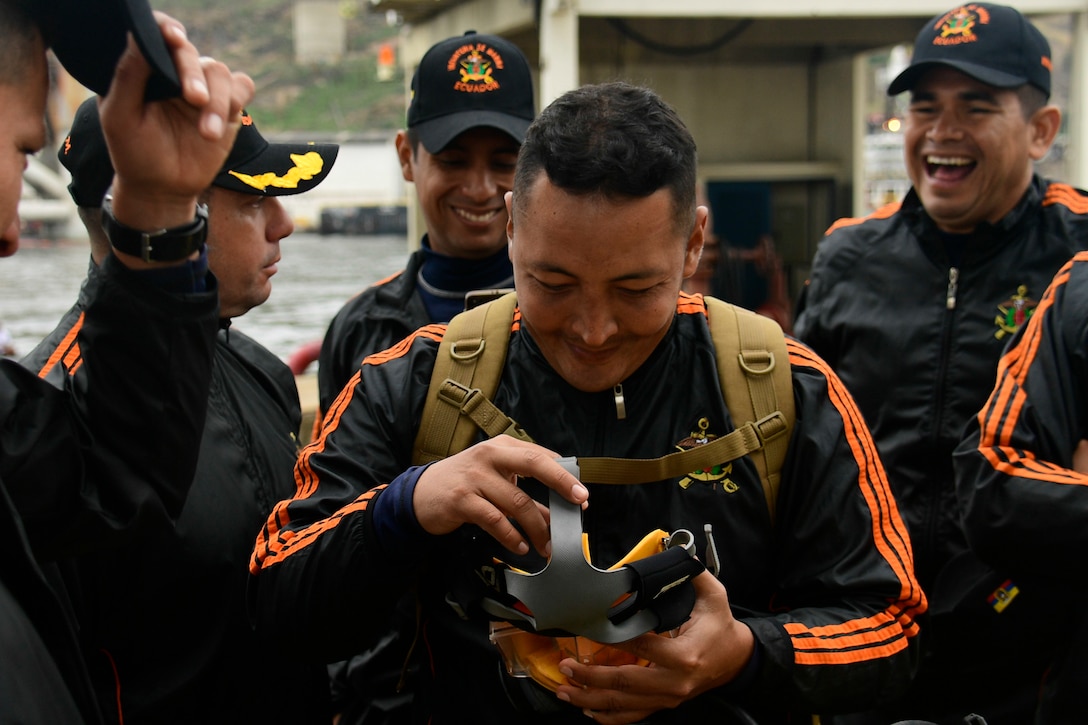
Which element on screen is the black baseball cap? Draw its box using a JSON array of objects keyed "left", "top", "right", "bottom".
[
  {"left": 212, "top": 112, "right": 339, "bottom": 196},
  {"left": 58, "top": 97, "right": 115, "bottom": 208},
  {"left": 407, "top": 30, "right": 535, "bottom": 154},
  {"left": 26, "top": 0, "right": 181, "bottom": 101},
  {"left": 58, "top": 102, "right": 339, "bottom": 206},
  {"left": 888, "top": 4, "right": 1051, "bottom": 98}
]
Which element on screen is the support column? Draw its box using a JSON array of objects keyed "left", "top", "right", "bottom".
[
  {"left": 1070, "top": 10, "right": 1088, "bottom": 188},
  {"left": 539, "top": 0, "right": 579, "bottom": 107}
]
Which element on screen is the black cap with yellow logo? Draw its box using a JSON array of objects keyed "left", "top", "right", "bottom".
[
  {"left": 211, "top": 112, "right": 339, "bottom": 197},
  {"left": 59, "top": 102, "right": 339, "bottom": 206},
  {"left": 407, "top": 30, "right": 535, "bottom": 154},
  {"left": 888, "top": 3, "right": 1052, "bottom": 98}
]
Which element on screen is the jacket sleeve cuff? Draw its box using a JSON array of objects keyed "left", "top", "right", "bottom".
[{"left": 370, "top": 464, "right": 436, "bottom": 561}]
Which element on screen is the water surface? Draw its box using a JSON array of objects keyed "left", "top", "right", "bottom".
[{"left": 0, "top": 232, "right": 411, "bottom": 367}]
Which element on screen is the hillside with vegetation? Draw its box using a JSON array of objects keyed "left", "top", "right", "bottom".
[{"left": 158, "top": 0, "right": 406, "bottom": 134}]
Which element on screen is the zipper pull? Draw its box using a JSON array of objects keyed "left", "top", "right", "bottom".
[
  {"left": 946, "top": 267, "right": 959, "bottom": 310},
  {"left": 613, "top": 384, "right": 626, "bottom": 420}
]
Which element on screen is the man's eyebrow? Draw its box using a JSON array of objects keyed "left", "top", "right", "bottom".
[
  {"left": 531, "top": 261, "right": 657, "bottom": 282},
  {"left": 909, "top": 88, "right": 1001, "bottom": 104},
  {"left": 958, "top": 89, "right": 1001, "bottom": 104}
]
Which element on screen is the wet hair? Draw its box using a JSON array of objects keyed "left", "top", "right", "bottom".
[
  {"left": 513, "top": 81, "right": 697, "bottom": 235},
  {"left": 0, "top": 1, "right": 42, "bottom": 86}
]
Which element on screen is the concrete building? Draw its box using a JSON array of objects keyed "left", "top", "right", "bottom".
[{"left": 372, "top": 0, "right": 1087, "bottom": 306}]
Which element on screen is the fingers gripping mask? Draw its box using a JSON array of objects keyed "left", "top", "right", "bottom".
[{"left": 482, "top": 457, "right": 705, "bottom": 691}]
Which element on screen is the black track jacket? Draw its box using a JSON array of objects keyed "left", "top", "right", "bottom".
[
  {"left": 251, "top": 293, "right": 924, "bottom": 724},
  {"left": 0, "top": 255, "right": 218, "bottom": 724}
]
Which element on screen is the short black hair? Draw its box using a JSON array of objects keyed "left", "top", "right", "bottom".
[
  {"left": 513, "top": 81, "right": 697, "bottom": 236},
  {"left": 0, "top": 1, "right": 42, "bottom": 86},
  {"left": 405, "top": 127, "right": 421, "bottom": 156},
  {"left": 1016, "top": 84, "right": 1049, "bottom": 120}
]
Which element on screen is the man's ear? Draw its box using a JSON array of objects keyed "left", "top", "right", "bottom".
[
  {"left": 1028, "top": 105, "right": 1062, "bottom": 161},
  {"left": 682, "top": 206, "right": 708, "bottom": 280},
  {"left": 505, "top": 191, "right": 515, "bottom": 254},
  {"left": 394, "top": 130, "right": 414, "bottom": 182}
]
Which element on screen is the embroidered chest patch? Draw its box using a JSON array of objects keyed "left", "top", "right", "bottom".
[
  {"left": 994, "top": 285, "right": 1038, "bottom": 340},
  {"left": 675, "top": 417, "right": 737, "bottom": 493}
]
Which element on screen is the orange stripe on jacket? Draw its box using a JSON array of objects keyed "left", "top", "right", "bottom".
[
  {"left": 36, "top": 311, "right": 85, "bottom": 378},
  {"left": 1042, "top": 183, "right": 1088, "bottom": 214},
  {"left": 673, "top": 299, "right": 923, "bottom": 661},
  {"left": 824, "top": 202, "right": 901, "bottom": 236},
  {"left": 786, "top": 609, "right": 912, "bottom": 664},
  {"left": 251, "top": 323, "right": 448, "bottom": 574},
  {"left": 782, "top": 344, "right": 925, "bottom": 663},
  {"left": 976, "top": 254, "right": 1088, "bottom": 487}
]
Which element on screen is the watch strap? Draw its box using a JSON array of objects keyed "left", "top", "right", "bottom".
[{"left": 101, "top": 196, "right": 208, "bottom": 263}]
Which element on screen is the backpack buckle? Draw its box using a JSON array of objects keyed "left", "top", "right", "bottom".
[{"left": 753, "top": 411, "right": 787, "bottom": 443}]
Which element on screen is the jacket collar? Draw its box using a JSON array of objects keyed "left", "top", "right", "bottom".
[{"left": 902, "top": 175, "right": 1044, "bottom": 262}]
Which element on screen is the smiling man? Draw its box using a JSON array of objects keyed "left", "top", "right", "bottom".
[
  {"left": 317, "top": 30, "right": 535, "bottom": 417},
  {"left": 793, "top": 4, "right": 1088, "bottom": 724},
  {"left": 250, "top": 81, "right": 923, "bottom": 725}
]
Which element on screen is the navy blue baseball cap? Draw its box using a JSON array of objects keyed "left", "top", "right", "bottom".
[
  {"left": 888, "top": 3, "right": 1051, "bottom": 98},
  {"left": 407, "top": 30, "right": 535, "bottom": 153}
]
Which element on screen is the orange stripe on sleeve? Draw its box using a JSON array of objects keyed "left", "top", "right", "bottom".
[
  {"left": 782, "top": 342, "right": 925, "bottom": 664},
  {"left": 824, "top": 202, "right": 901, "bottom": 236},
  {"left": 975, "top": 255, "right": 1088, "bottom": 488},
  {"left": 251, "top": 323, "right": 450, "bottom": 575},
  {"left": 36, "top": 312, "right": 85, "bottom": 379},
  {"left": 1042, "top": 183, "right": 1088, "bottom": 214}
]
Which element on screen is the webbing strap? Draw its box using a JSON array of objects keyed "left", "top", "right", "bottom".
[
  {"left": 412, "top": 292, "right": 521, "bottom": 465},
  {"left": 576, "top": 412, "right": 787, "bottom": 484},
  {"left": 413, "top": 293, "right": 794, "bottom": 522},
  {"left": 436, "top": 380, "right": 533, "bottom": 442},
  {"left": 705, "top": 298, "right": 794, "bottom": 522}
]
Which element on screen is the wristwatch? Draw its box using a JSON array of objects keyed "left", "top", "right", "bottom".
[{"left": 101, "top": 196, "right": 209, "bottom": 263}]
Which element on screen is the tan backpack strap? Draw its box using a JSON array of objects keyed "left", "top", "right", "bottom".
[
  {"left": 705, "top": 296, "right": 794, "bottom": 522},
  {"left": 433, "top": 379, "right": 533, "bottom": 442},
  {"left": 412, "top": 292, "right": 525, "bottom": 465}
]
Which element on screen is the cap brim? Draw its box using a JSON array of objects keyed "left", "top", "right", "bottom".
[
  {"left": 888, "top": 60, "right": 1027, "bottom": 96},
  {"left": 34, "top": 0, "right": 181, "bottom": 101},
  {"left": 213, "top": 143, "right": 340, "bottom": 197},
  {"left": 414, "top": 111, "right": 532, "bottom": 154}
]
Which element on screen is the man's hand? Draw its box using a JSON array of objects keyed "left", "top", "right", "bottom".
[
  {"left": 1073, "top": 440, "right": 1088, "bottom": 474},
  {"left": 99, "top": 11, "right": 255, "bottom": 238},
  {"left": 413, "top": 437, "right": 588, "bottom": 557},
  {"left": 553, "top": 571, "right": 754, "bottom": 724}
]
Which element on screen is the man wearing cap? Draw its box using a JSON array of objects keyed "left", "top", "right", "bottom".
[
  {"left": 22, "top": 96, "right": 339, "bottom": 724},
  {"left": 316, "top": 30, "right": 535, "bottom": 418},
  {"left": 793, "top": 4, "right": 1088, "bottom": 723},
  {"left": 316, "top": 33, "right": 533, "bottom": 723},
  {"left": 0, "top": 0, "right": 255, "bottom": 721},
  {"left": 250, "top": 80, "right": 923, "bottom": 725}
]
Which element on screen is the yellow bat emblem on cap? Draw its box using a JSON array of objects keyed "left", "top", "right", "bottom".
[{"left": 228, "top": 151, "right": 325, "bottom": 191}]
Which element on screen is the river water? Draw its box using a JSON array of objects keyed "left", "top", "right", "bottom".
[{"left": 0, "top": 232, "right": 411, "bottom": 367}]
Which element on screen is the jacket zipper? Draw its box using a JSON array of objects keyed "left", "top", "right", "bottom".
[
  {"left": 946, "top": 266, "right": 959, "bottom": 310},
  {"left": 926, "top": 265, "right": 959, "bottom": 571}
]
